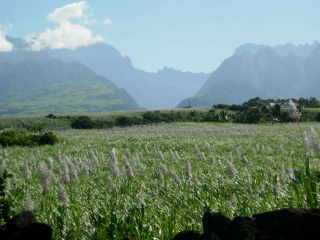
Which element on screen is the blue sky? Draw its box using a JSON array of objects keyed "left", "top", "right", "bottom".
[{"left": 1, "top": 0, "right": 320, "bottom": 72}]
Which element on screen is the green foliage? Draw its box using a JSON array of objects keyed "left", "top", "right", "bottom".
[
  {"left": 204, "top": 110, "right": 232, "bottom": 122},
  {"left": 1, "top": 122, "right": 319, "bottom": 240},
  {"left": 0, "top": 129, "right": 59, "bottom": 147},
  {"left": 71, "top": 116, "right": 96, "bottom": 129},
  {"left": 71, "top": 116, "right": 116, "bottom": 129},
  {"left": 37, "top": 132, "right": 59, "bottom": 145},
  {"left": 94, "top": 119, "right": 115, "bottom": 129},
  {"left": 0, "top": 59, "right": 139, "bottom": 116},
  {"left": 46, "top": 114, "right": 57, "bottom": 119},
  {"left": 298, "top": 97, "right": 320, "bottom": 108},
  {"left": 115, "top": 116, "right": 144, "bottom": 127},
  {"left": 0, "top": 170, "right": 13, "bottom": 224},
  {"left": 22, "top": 122, "right": 46, "bottom": 132},
  {"left": 271, "top": 104, "right": 281, "bottom": 119},
  {"left": 235, "top": 107, "right": 270, "bottom": 124}
]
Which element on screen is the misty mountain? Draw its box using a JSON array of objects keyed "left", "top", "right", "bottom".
[
  {"left": 46, "top": 43, "right": 209, "bottom": 109},
  {"left": 179, "top": 42, "right": 320, "bottom": 107},
  {"left": 0, "top": 51, "right": 138, "bottom": 115}
]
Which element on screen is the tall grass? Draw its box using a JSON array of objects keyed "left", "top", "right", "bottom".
[{"left": 0, "top": 122, "right": 319, "bottom": 239}]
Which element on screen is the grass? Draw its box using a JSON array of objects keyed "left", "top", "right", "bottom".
[
  {"left": 305, "top": 107, "right": 320, "bottom": 112},
  {"left": 1, "top": 122, "right": 320, "bottom": 239}
]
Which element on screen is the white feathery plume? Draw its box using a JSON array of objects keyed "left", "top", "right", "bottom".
[
  {"left": 23, "top": 159, "right": 31, "bottom": 180},
  {"left": 24, "top": 193, "right": 35, "bottom": 212},
  {"left": 61, "top": 162, "right": 70, "bottom": 185},
  {"left": 124, "top": 153, "right": 134, "bottom": 178},
  {"left": 110, "top": 148, "right": 120, "bottom": 177},
  {"left": 39, "top": 162, "right": 51, "bottom": 194},
  {"left": 304, "top": 127, "right": 320, "bottom": 155},
  {"left": 158, "top": 150, "right": 165, "bottom": 161},
  {"left": 186, "top": 161, "right": 193, "bottom": 181},
  {"left": 168, "top": 169, "right": 181, "bottom": 185},
  {"left": 227, "top": 160, "right": 238, "bottom": 178},
  {"left": 58, "top": 184, "right": 69, "bottom": 208}
]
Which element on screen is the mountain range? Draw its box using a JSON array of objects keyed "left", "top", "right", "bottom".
[
  {"left": 0, "top": 50, "right": 138, "bottom": 115},
  {"left": 2, "top": 36, "right": 320, "bottom": 115},
  {"left": 47, "top": 44, "right": 209, "bottom": 108},
  {"left": 0, "top": 37, "right": 209, "bottom": 116},
  {"left": 179, "top": 42, "right": 320, "bottom": 107}
]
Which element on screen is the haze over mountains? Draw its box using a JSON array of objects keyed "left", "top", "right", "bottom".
[
  {"left": 179, "top": 42, "right": 320, "bottom": 107},
  {"left": 48, "top": 43, "right": 209, "bottom": 109},
  {"left": 0, "top": 37, "right": 209, "bottom": 115},
  {"left": 2, "top": 35, "right": 320, "bottom": 115},
  {"left": 0, "top": 50, "right": 138, "bottom": 115}
]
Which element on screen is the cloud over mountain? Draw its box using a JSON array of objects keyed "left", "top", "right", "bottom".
[
  {"left": 27, "top": 1, "right": 103, "bottom": 50},
  {"left": 48, "top": 1, "right": 88, "bottom": 23},
  {"left": 0, "top": 26, "right": 13, "bottom": 52}
]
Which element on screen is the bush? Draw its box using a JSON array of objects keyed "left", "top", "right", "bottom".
[
  {"left": 0, "top": 129, "right": 59, "bottom": 147},
  {"left": 94, "top": 119, "right": 115, "bottom": 129},
  {"left": 204, "top": 110, "right": 230, "bottom": 122},
  {"left": 188, "top": 110, "right": 206, "bottom": 122},
  {"left": 279, "top": 111, "right": 292, "bottom": 122},
  {"left": 235, "top": 108, "right": 263, "bottom": 124},
  {"left": 316, "top": 113, "right": 320, "bottom": 122},
  {"left": 45, "top": 114, "right": 57, "bottom": 119},
  {"left": 37, "top": 132, "right": 59, "bottom": 145},
  {"left": 23, "top": 123, "right": 46, "bottom": 132},
  {"left": 142, "top": 111, "right": 163, "bottom": 123},
  {"left": 71, "top": 116, "right": 95, "bottom": 129},
  {"left": 0, "top": 130, "right": 32, "bottom": 147},
  {"left": 115, "top": 116, "right": 143, "bottom": 127}
]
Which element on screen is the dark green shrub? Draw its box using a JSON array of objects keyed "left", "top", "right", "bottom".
[
  {"left": 213, "top": 104, "right": 245, "bottom": 111},
  {"left": 171, "top": 111, "right": 188, "bottom": 121},
  {"left": 0, "top": 129, "right": 59, "bottom": 147},
  {"left": 204, "top": 110, "right": 217, "bottom": 121},
  {"left": 271, "top": 104, "right": 281, "bottom": 119},
  {"left": 300, "top": 111, "right": 320, "bottom": 122},
  {"left": 115, "top": 116, "right": 143, "bottom": 127},
  {"left": 279, "top": 111, "right": 291, "bottom": 122},
  {"left": 235, "top": 107, "right": 262, "bottom": 124},
  {"left": 188, "top": 110, "right": 205, "bottom": 122},
  {"left": 37, "top": 132, "right": 59, "bottom": 145},
  {"left": 23, "top": 123, "right": 46, "bottom": 132},
  {"left": 142, "top": 111, "right": 163, "bottom": 123},
  {"left": 94, "top": 119, "right": 115, "bottom": 129},
  {"left": 158, "top": 112, "right": 176, "bottom": 123},
  {"left": 46, "top": 114, "right": 57, "bottom": 119},
  {"left": 0, "top": 170, "right": 13, "bottom": 223},
  {"left": 71, "top": 116, "right": 95, "bottom": 129},
  {"left": 0, "top": 130, "right": 32, "bottom": 146}
]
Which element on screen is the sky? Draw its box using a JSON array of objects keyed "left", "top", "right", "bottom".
[{"left": 0, "top": 0, "right": 320, "bottom": 72}]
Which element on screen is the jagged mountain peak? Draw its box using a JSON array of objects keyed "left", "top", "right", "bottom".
[{"left": 179, "top": 42, "right": 320, "bottom": 107}]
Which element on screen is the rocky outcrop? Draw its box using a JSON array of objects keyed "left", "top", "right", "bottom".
[
  {"left": 0, "top": 211, "right": 52, "bottom": 240},
  {"left": 173, "top": 208, "right": 320, "bottom": 240}
]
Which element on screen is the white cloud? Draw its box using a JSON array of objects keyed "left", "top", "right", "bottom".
[
  {"left": 29, "top": 1, "right": 104, "bottom": 51},
  {"left": 103, "top": 18, "right": 113, "bottom": 26},
  {"left": 28, "top": 22, "right": 103, "bottom": 50},
  {"left": 0, "top": 26, "right": 13, "bottom": 52},
  {"left": 48, "top": 1, "right": 88, "bottom": 23}
]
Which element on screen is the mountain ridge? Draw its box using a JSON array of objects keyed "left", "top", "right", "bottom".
[
  {"left": 4, "top": 36, "right": 209, "bottom": 108},
  {"left": 0, "top": 51, "right": 139, "bottom": 115},
  {"left": 179, "top": 42, "right": 320, "bottom": 107}
]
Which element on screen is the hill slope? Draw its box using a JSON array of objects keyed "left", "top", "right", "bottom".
[
  {"left": 179, "top": 42, "right": 320, "bottom": 107},
  {"left": 47, "top": 43, "right": 209, "bottom": 109},
  {"left": 0, "top": 52, "right": 138, "bottom": 115}
]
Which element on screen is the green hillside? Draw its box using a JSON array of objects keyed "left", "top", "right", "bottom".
[{"left": 0, "top": 54, "right": 139, "bottom": 116}]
